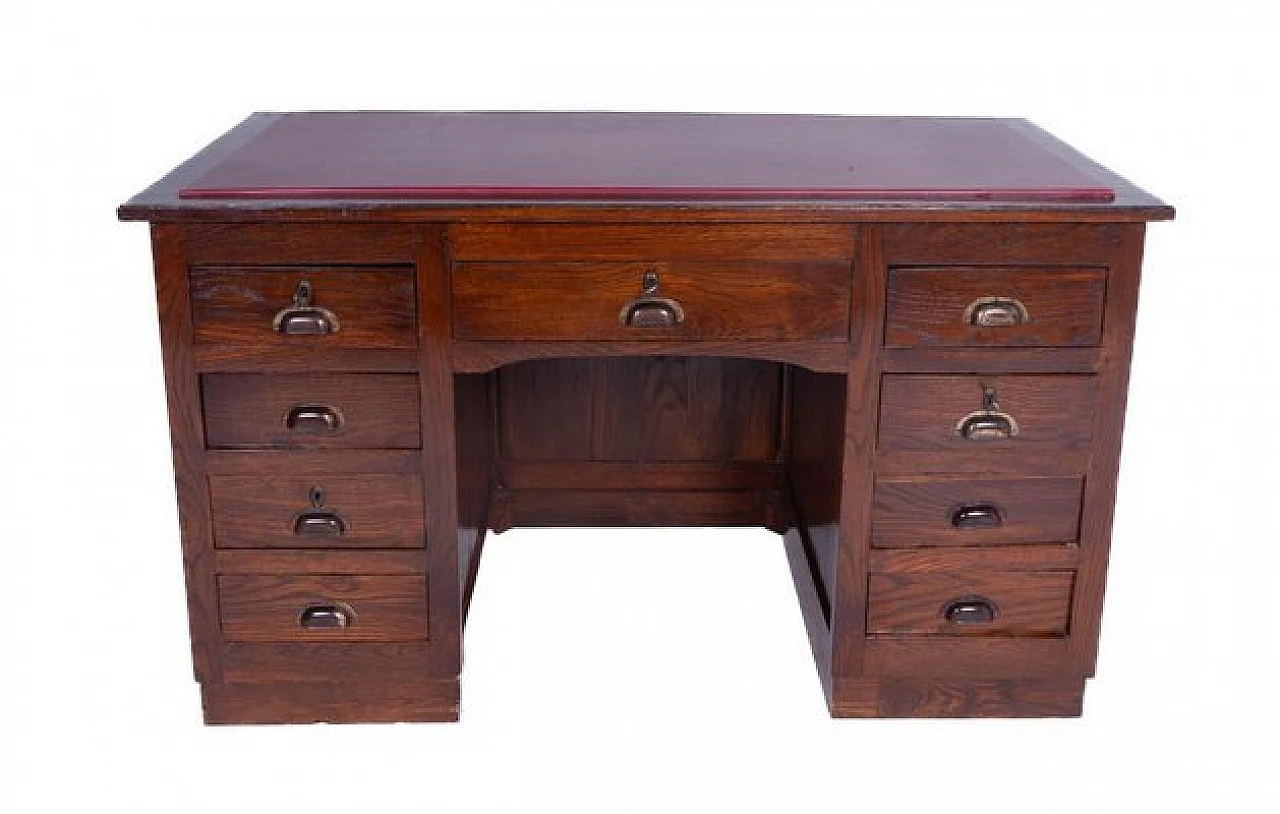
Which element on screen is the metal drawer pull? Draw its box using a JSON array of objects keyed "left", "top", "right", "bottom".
[
  {"left": 298, "top": 603, "right": 355, "bottom": 630},
  {"left": 285, "top": 404, "right": 343, "bottom": 433},
  {"left": 955, "top": 386, "right": 1019, "bottom": 441},
  {"left": 964, "top": 296, "right": 1029, "bottom": 328},
  {"left": 273, "top": 279, "right": 340, "bottom": 336},
  {"left": 294, "top": 511, "right": 347, "bottom": 537},
  {"left": 950, "top": 503, "right": 1004, "bottom": 529},
  {"left": 943, "top": 598, "right": 998, "bottom": 625},
  {"left": 620, "top": 269, "right": 685, "bottom": 328}
]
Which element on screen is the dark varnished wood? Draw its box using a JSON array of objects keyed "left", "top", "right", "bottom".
[
  {"left": 202, "top": 680, "right": 458, "bottom": 724},
  {"left": 454, "top": 260, "right": 851, "bottom": 342},
  {"left": 867, "top": 570, "right": 1076, "bottom": 636},
  {"left": 218, "top": 574, "right": 429, "bottom": 642},
  {"left": 830, "top": 677, "right": 1084, "bottom": 717},
  {"left": 222, "top": 643, "right": 437, "bottom": 684},
  {"left": 202, "top": 373, "right": 422, "bottom": 450},
  {"left": 878, "top": 374, "right": 1098, "bottom": 454},
  {"left": 214, "top": 549, "right": 426, "bottom": 575},
  {"left": 191, "top": 266, "right": 417, "bottom": 349},
  {"left": 871, "top": 475, "right": 1083, "bottom": 547},
  {"left": 885, "top": 266, "right": 1106, "bottom": 349},
  {"left": 122, "top": 114, "right": 1170, "bottom": 723},
  {"left": 453, "top": 339, "right": 849, "bottom": 374},
  {"left": 208, "top": 474, "right": 425, "bottom": 549}
]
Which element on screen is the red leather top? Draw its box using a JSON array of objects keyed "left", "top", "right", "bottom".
[{"left": 179, "top": 113, "right": 1115, "bottom": 202}]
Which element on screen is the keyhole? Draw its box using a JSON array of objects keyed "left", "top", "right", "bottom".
[
  {"left": 641, "top": 270, "right": 660, "bottom": 295},
  {"left": 982, "top": 386, "right": 999, "bottom": 412},
  {"left": 309, "top": 487, "right": 325, "bottom": 507}
]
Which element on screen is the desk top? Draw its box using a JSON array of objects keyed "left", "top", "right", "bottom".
[{"left": 119, "top": 112, "right": 1174, "bottom": 221}]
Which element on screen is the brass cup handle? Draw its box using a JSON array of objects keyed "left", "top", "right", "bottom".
[
  {"left": 273, "top": 279, "right": 340, "bottom": 335},
  {"left": 955, "top": 410, "right": 1019, "bottom": 441},
  {"left": 285, "top": 404, "right": 343, "bottom": 433},
  {"left": 298, "top": 603, "right": 356, "bottom": 630},
  {"left": 964, "top": 297, "right": 1029, "bottom": 328},
  {"left": 943, "top": 597, "right": 999, "bottom": 625},
  {"left": 620, "top": 297, "right": 685, "bottom": 328},
  {"left": 273, "top": 306, "right": 339, "bottom": 336},
  {"left": 950, "top": 503, "right": 1004, "bottom": 529},
  {"left": 293, "top": 510, "right": 347, "bottom": 537}
]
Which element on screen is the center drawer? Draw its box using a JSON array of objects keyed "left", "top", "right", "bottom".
[{"left": 449, "top": 223, "right": 854, "bottom": 342}]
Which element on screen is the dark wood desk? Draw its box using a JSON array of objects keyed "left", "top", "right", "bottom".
[{"left": 119, "top": 113, "right": 1173, "bottom": 723}]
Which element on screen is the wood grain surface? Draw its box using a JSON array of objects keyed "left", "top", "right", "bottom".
[
  {"left": 208, "top": 474, "right": 425, "bottom": 548},
  {"left": 885, "top": 266, "right": 1105, "bottom": 348},
  {"left": 202, "top": 373, "right": 421, "bottom": 449},
  {"left": 218, "top": 574, "right": 429, "bottom": 642},
  {"left": 191, "top": 266, "right": 416, "bottom": 348}
]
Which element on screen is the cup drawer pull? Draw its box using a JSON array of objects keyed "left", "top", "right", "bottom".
[
  {"left": 293, "top": 511, "right": 347, "bottom": 537},
  {"left": 272, "top": 279, "right": 340, "bottom": 336},
  {"left": 620, "top": 269, "right": 685, "bottom": 328},
  {"left": 950, "top": 504, "right": 1004, "bottom": 529},
  {"left": 964, "top": 296, "right": 1029, "bottom": 328},
  {"left": 298, "top": 603, "right": 356, "bottom": 630},
  {"left": 955, "top": 386, "right": 1020, "bottom": 441},
  {"left": 943, "top": 598, "right": 999, "bottom": 625},
  {"left": 285, "top": 404, "right": 343, "bottom": 433}
]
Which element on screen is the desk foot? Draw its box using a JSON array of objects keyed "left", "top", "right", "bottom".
[
  {"left": 201, "top": 680, "right": 460, "bottom": 724},
  {"left": 829, "top": 677, "right": 1085, "bottom": 718}
]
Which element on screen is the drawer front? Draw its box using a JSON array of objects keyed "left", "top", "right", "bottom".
[
  {"left": 872, "top": 476, "right": 1083, "bottom": 548},
  {"left": 453, "top": 261, "right": 851, "bottom": 341},
  {"left": 878, "top": 375, "right": 1097, "bottom": 454},
  {"left": 218, "top": 574, "right": 428, "bottom": 642},
  {"left": 867, "top": 571, "right": 1075, "bottom": 636},
  {"left": 191, "top": 266, "right": 416, "bottom": 348},
  {"left": 885, "top": 266, "right": 1106, "bottom": 348},
  {"left": 209, "top": 475, "right": 425, "bottom": 549},
  {"left": 202, "top": 373, "right": 421, "bottom": 450}
]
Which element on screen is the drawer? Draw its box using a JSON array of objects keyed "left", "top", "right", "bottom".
[
  {"left": 191, "top": 266, "right": 416, "bottom": 348},
  {"left": 871, "top": 476, "right": 1083, "bottom": 548},
  {"left": 209, "top": 475, "right": 425, "bottom": 549},
  {"left": 867, "top": 571, "right": 1075, "bottom": 636},
  {"left": 218, "top": 574, "right": 428, "bottom": 642},
  {"left": 202, "top": 373, "right": 421, "bottom": 450},
  {"left": 885, "top": 266, "right": 1105, "bottom": 348},
  {"left": 453, "top": 261, "right": 851, "bottom": 341},
  {"left": 877, "top": 375, "right": 1097, "bottom": 454}
]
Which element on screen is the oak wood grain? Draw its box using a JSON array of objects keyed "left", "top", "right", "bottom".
[
  {"left": 453, "top": 261, "right": 851, "bottom": 341},
  {"left": 208, "top": 474, "right": 425, "bottom": 548},
  {"left": 867, "top": 570, "right": 1075, "bottom": 636},
  {"left": 871, "top": 475, "right": 1083, "bottom": 547},
  {"left": 885, "top": 266, "right": 1105, "bottom": 348},
  {"left": 202, "top": 373, "right": 421, "bottom": 449},
  {"left": 218, "top": 574, "right": 429, "bottom": 642},
  {"left": 191, "top": 266, "right": 416, "bottom": 349}
]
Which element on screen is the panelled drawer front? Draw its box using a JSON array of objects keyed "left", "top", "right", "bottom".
[
  {"left": 867, "top": 571, "right": 1075, "bottom": 636},
  {"left": 218, "top": 574, "right": 428, "bottom": 642},
  {"left": 209, "top": 475, "right": 426, "bottom": 549},
  {"left": 191, "top": 266, "right": 417, "bottom": 348},
  {"left": 872, "top": 476, "right": 1083, "bottom": 548},
  {"left": 202, "top": 373, "right": 421, "bottom": 449},
  {"left": 453, "top": 261, "right": 851, "bottom": 341},
  {"left": 878, "top": 375, "right": 1097, "bottom": 454},
  {"left": 885, "top": 266, "right": 1106, "bottom": 349}
]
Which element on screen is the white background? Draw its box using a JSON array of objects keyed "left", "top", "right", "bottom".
[{"left": 3, "top": 1, "right": 1276, "bottom": 811}]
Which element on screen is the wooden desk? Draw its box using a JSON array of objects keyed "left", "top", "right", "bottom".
[{"left": 119, "top": 113, "right": 1173, "bottom": 723}]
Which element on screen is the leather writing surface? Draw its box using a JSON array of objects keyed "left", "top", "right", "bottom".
[{"left": 180, "top": 113, "right": 1114, "bottom": 202}]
